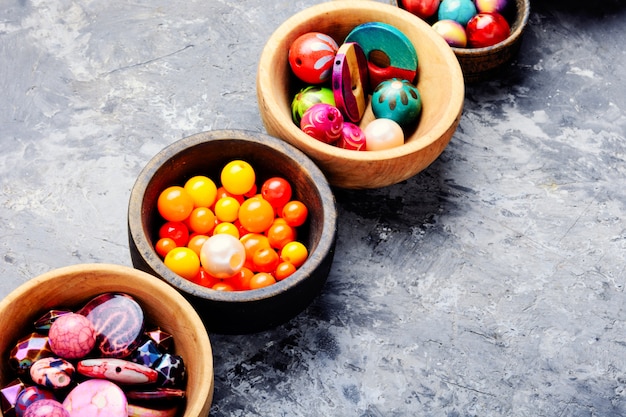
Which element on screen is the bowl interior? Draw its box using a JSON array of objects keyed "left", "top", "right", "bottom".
[
  {"left": 257, "top": 1, "right": 464, "bottom": 188},
  {"left": 128, "top": 130, "right": 336, "bottom": 329},
  {"left": 0, "top": 263, "right": 213, "bottom": 417}
]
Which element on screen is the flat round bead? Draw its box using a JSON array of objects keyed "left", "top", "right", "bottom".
[
  {"left": 48, "top": 313, "right": 96, "bottom": 360},
  {"left": 24, "top": 399, "right": 69, "bottom": 417},
  {"left": 63, "top": 379, "right": 127, "bottom": 417}
]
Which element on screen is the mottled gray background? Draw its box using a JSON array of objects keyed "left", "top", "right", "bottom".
[{"left": 1, "top": 0, "right": 626, "bottom": 416}]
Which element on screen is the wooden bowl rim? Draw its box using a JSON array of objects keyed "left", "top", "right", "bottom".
[
  {"left": 0, "top": 263, "right": 214, "bottom": 417},
  {"left": 257, "top": 0, "right": 465, "bottom": 163},
  {"left": 452, "top": 0, "right": 531, "bottom": 56},
  {"left": 128, "top": 129, "right": 337, "bottom": 303}
]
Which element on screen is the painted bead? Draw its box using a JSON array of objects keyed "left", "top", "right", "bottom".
[
  {"left": 1, "top": 379, "right": 26, "bottom": 417},
  {"left": 130, "top": 339, "right": 163, "bottom": 368},
  {"left": 475, "top": 0, "right": 513, "bottom": 17},
  {"left": 33, "top": 310, "right": 72, "bottom": 332},
  {"left": 466, "top": 12, "right": 511, "bottom": 48},
  {"left": 288, "top": 32, "right": 338, "bottom": 84},
  {"left": 77, "top": 358, "right": 158, "bottom": 385},
  {"left": 199, "top": 233, "right": 246, "bottom": 279},
  {"left": 125, "top": 388, "right": 186, "bottom": 402},
  {"left": 146, "top": 328, "right": 174, "bottom": 352},
  {"left": 291, "top": 86, "right": 335, "bottom": 125},
  {"left": 399, "top": 0, "right": 441, "bottom": 20},
  {"left": 9, "top": 333, "right": 54, "bottom": 374},
  {"left": 344, "top": 22, "right": 418, "bottom": 91},
  {"left": 30, "top": 357, "right": 75, "bottom": 389},
  {"left": 337, "top": 122, "right": 366, "bottom": 151},
  {"left": 364, "top": 119, "right": 405, "bottom": 151},
  {"left": 63, "top": 379, "right": 127, "bottom": 417},
  {"left": 154, "top": 354, "right": 186, "bottom": 388},
  {"left": 372, "top": 79, "right": 422, "bottom": 128},
  {"left": 24, "top": 399, "right": 69, "bottom": 417},
  {"left": 78, "top": 293, "right": 145, "bottom": 358},
  {"left": 15, "top": 386, "right": 56, "bottom": 417},
  {"left": 432, "top": 19, "right": 468, "bottom": 48},
  {"left": 332, "top": 42, "right": 368, "bottom": 123},
  {"left": 438, "top": 0, "right": 477, "bottom": 26},
  {"left": 127, "top": 403, "right": 179, "bottom": 417},
  {"left": 48, "top": 313, "right": 96, "bottom": 360},
  {"left": 300, "top": 103, "right": 344, "bottom": 144}
]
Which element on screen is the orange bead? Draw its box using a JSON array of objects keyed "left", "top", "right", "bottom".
[{"left": 249, "top": 272, "right": 276, "bottom": 290}]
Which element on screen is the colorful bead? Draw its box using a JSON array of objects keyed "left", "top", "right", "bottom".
[
  {"left": 364, "top": 119, "right": 405, "bottom": 151},
  {"left": 291, "top": 86, "right": 335, "bottom": 125},
  {"left": 432, "top": 19, "right": 468, "bottom": 48},
  {"left": 332, "top": 42, "right": 368, "bottom": 123},
  {"left": 300, "top": 103, "right": 344, "bottom": 144},
  {"left": 77, "top": 358, "right": 159, "bottom": 385},
  {"left": 438, "top": 0, "right": 477, "bottom": 26},
  {"left": 399, "top": 0, "right": 441, "bottom": 19},
  {"left": 344, "top": 22, "right": 418, "bottom": 91},
  {"left": 9, "top": 333, "right": 54, "bottom": 374},
  {"left": 63, "top": 379, "right": 127, "bottom": 417},
  {"left": 475, "top": 0, "right": 512, "bottom": 16},
  {"left": 78, "top": 293, "right": 145, "bottom": 358},
  {"left": 33, "top": 310, "right": 72, "bottom": 333},
  {"left": 372, "top": 79, "right": 422, "bottom": 128},
  {"left": 337, "top": 122, "right": 366, "bottom": 151},
  {"left": 466, "top": 12, "right": 511, "bottom": 48},
  {"left": 24, "top": 399, "right": 69, "bottom": 417},
  {"left": 154, "top": 354, "right": 186, "bottom": 387},
  {"left": 130, "top": 339, "right": 163, "bottom": 368},
  {"left": 15, "top": 386, "right": 56, "bottom": 417},
  {"left": 48, "top": 313, "right": 96, "bottom": 360},
  {"left": 145, "top": 328, "right": 174, "bottom": 352},
  {"left": 1, "top": 379, "right": 26, "bottom": 417},
  {"left": 30, "top": 357, "right": 75, "bottom": 389},
  {"left": 288, "top": 32, "right": 338, "bottom": 84}
]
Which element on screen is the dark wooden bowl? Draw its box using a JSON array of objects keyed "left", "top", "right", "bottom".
[
  {"left": 452, "top": 0, "right": 531, "bottom": 83},
  {"left": 257, "top": 1, "right": 464, "bottom": 189},
  {"left": 128, "top": 130, "right": 337, "bottom": 334},
  {"left": 0, "top": 264, "right": 214, "bottom": 416}
]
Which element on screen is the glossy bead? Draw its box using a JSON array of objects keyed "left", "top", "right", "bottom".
[
  {"left": 332, "top": 42, "right": 368, "bottom": 123},
  {"left": 372, "top": 79, "right": 422, "bottom": 128},
  {"left": 475, "top": 0, "right": 512, "bottom": 16},
  {"left": 30, "top": 357, "right": 75, "bottom": 389},
  {"left": 364, "top": 119, "right": 405, "bottom": 151},
  {"left": 127, "top": 404, "right": 179, "bottom": 417},
  {"left": 432, "top": 19, "right": 468, "bottom": 48},
  {"left": 125, "top": 387, "right": 186, "bottom": 402},
  {"left": 291, "top": 86, "right": 335, "bottom": 125},
  {"left": 24, "top": 399, "right": 69, "bottom": 417},
  {"left": 130, "top": 339, "right": 163, "bottom": 368},
  {"left": 33, "top": 310, "right": 72, "bottom": 332},
  {"left": 77, "top": 358, "right": 158, "bottom": 385},
  {"left": 344, "top": 22, "right": 418, "bottom": 91},
  {"left": 48, "top": 313, "right": 96, "bottom": 360},
  {"left": 146, "top": 328, "right": 174, "bottom": 352},
  {"left": 14, "top": 386, "right": 56, "bottom": 417},
  {"left": 300, "top": 103, "right": 344, "bottom": 144},
  {"left": 466, "top": 12, "right": 511, "bottom": 48},
  {"left": 438, "top": 0, "right": 477, "bottom": 26},
  {"left": 200, "top": 234, "right": 246, "bottom": 279},
  {"left": 78, "top": 293, "right": 145, "bottom": 358},
  {"left": 63, "top": 379, "right": 127, "bottom": 417},
  {"left": 9, "top": 333, "right": 54, "bottom": 374},
  {"left": 337, "top": 122, "right": 366, "bottom": 151},
  {"left": 288, "top": 32, "right": 338, "bottom": 84},
  {"left": 1, "top": 379, "right": 26, "bottom": 417},
  {"left": 399, "top": 0, "right": 441, "bottom": 19},
  {"left": 154, "top": 354, "right": 186, "bottom": 387}
]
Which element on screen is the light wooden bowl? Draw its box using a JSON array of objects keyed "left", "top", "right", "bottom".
[
  {"left": 128, "top": 130, "right": 337, "bottom": 334},
  {"left": 257, "top": 1, "right": 464, "bottom": 189},
  {"left": 451, "top": 0, "right": 530, "bottom": 83},
  {"left": 0, "top": 263, "right": 214, "bottom": 417}
]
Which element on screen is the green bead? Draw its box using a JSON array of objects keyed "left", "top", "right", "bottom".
[{"left": 291, "top": 86, "right": 335, "bottom": 125}]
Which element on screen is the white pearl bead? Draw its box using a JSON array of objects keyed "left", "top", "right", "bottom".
[
  {"left": 200, "top": 234, "right": 246, "bottom": 279},
  {"left": 364, "top": 118, "right": 404, "bottom": 151}
]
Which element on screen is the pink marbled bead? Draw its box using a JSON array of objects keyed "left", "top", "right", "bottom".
[
  {"left": 24, "top": 399, "right": 69, "bottom": 417},
  {"left": 48, "top": 313, "right": 96, "bottom": 360},
  {"left": 63, "top": 379, "right": 127, "bottom": 417}
]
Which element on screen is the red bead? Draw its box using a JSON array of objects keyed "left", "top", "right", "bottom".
[
  {"left": 466, "top": 12, "right": 511, "bottom": 48},
  {"left": 288, "top": 32, "right": 338, "bottom": 84}
]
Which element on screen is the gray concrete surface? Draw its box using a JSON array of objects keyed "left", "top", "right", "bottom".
[{"left": 1, "top": 0, "right": 626, "bottom": 415}]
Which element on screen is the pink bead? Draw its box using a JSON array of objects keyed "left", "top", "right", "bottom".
[
  {"left": 288, "top": 32, "right": 338, "bottom": 84},
  {"left": 63, "top": 379, "right": 127, "bottom": 417},
  {"left": 24, "top": 399, "right": 69, "bottom": 417},
  {"left": 364, "top": 119, "right": 404, "bottom": 151},
  {"left": 432, "top": 19, "right": 468, "bottom": 48},
  {"left": 48, "top": 313, "right": 96, "bottom": 360},
  {"left": 77, "top": 358, "right": 158, "bottom": 385},
  {"left": 300, "top": 103, "right": 344, "bottom": 144},
  {"left": 338, "top": 122, "right": 366, "bottom": 151},
  {"left": 466, "top": 12, "right": 511, "bottom": 48}
]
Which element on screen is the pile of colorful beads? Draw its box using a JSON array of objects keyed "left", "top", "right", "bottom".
[
  {"left": 399, "top": 0, "right": 514, "bottom": 48},
  {"left": 155, "top": 160, "right": 310, "bottom": 291},
  {"left": 288, "top": 22, "right": 423, "bottom": 151},
  {"left": 1, "top": 293, "right": 186, "bottom": 417}
]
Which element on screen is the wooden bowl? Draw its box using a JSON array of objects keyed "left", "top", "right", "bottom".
[
  {"left": 0, "top": 263, "right": 214, "bottom": 417},
  {"left": 451, "top": 0, "right": 531, "bottom": 83},
  {"left": 256, "top": 1, "right": 464, "bottom": 189},
  {"left": 128, "top": 129, "right": 337, "bottom": 334}
]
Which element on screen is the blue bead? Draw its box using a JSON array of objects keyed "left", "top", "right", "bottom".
[{"left": 129, "top": 339, "right": 163, "bottom": 368}]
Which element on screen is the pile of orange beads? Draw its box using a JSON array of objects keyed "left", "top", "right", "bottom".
[{"left": 154, "top": 160, "right": 309, "bottom": 291}]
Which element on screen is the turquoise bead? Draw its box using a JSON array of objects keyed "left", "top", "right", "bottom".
[{"left": 371, "top": 79, "right": 422, "bottom": 128}]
